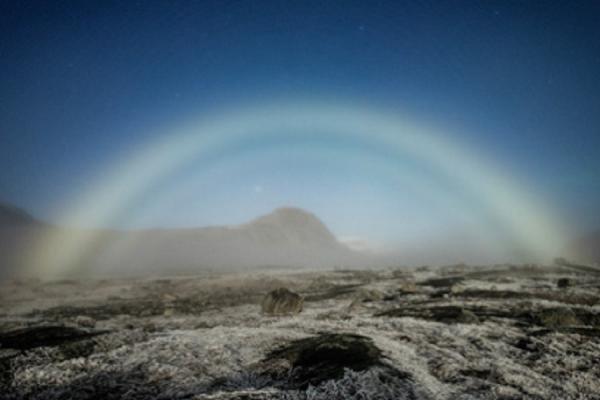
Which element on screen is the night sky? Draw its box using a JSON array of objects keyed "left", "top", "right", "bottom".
[{"left": 1, "top": 1, "right": 599, "bottom": 247}]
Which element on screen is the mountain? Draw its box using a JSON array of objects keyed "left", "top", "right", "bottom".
[
  {"left": 1, "top": 205, "right": 364, "bottom": 277},
  {"left": 0, "top": 204, "right": 48, "bottom": 278},
  {"left": 0, "top": 203, "right": 41, "bottom": 227},
  {"left": 241, "top": 207, "right": 340, "bottom": 250},
  {"left": 89, "top": 207, "right": 360, "bottom": 275}
]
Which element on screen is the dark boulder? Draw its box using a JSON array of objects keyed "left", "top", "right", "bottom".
[
  {"left": 557, "top": 278, "right": 571, "bottom": 288},
  {"left": 261, "top": 333, "right": 386, "bottom": 388},
  {"left": 0, "top": 325, "right": 107, "bottom": 351},
  {"left": 535, "top": 307, "right": 580, "bottom": 328},
  {"left": 418, "top": 276, "right": 464, "bottom": 288},
  {"left": 377, "top": 306, "right": 480, "bottom": 324},
  {"left": 261, "top": 288, "right": 303, "bottom": 315}
]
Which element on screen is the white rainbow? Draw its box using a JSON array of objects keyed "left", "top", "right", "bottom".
[{"left": 32, "top": 101, "right": 566, "bottom": 277}]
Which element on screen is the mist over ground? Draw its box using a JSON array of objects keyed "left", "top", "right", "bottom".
[{"left": 1, "top": 203, "right": 597, "bottom": 281}]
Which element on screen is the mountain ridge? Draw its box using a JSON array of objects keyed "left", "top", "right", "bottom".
[
  {"left": 0, "top": 203, "right": 42, "bottom": 227},
  {"left": 0, "top": 204, "right": 363, "bottom": 277},
  {"left": 91, "top": 206, "right": 358, "bottom": 275}
]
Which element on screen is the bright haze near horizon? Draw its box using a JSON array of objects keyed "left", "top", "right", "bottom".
[{"left": 1, "top": 1, "right": 600, "bottom": 273}]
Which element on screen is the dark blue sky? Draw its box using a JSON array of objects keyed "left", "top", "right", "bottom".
[{"left": 1, "top": 0, "right": 599, "bottom": 236}]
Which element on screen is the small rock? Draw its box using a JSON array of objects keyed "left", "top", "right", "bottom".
[
  {"left": 493, "top": 385, "right": 523, "bottom": 399},
  {"left": 419, "top": 276, "right": 465, "bottom": 288},
  {"left": 376, "top": 305, "right": 480, "bottom": 324},
  {"left": 347, "top": 289, "right": 385, "bottom": 313},
  {"left": 431, "top": 306, "right": 479, "bottom": 324},
  {"left": 142, "top": 322, "right": 157, "bottom": 332},
  {"left": 399, "top": 281, "right": 418, "bottom": 293},
  {"left": 261, "top": 288, "right": 303, "bottom": 315},
  {"left": 557, "top": 278, "right": 571, "bottom": 288},
  {"left": 57, "top": 339, "right": 96, "bottom": 360},
  {"left": 536, "top": 307, "right": 580, "bottom": 328},
  {"left": 391, "top": 269, "right": 406, "bottom": 279},
  {"left": 163, "top": 308, "right": 175, "bottom": 317},
  {"left": 513, "top": 337, "right": 542, "bottom": 353},
  {"left": 355, "top": 288, "right": 385, "bottom": 302},
  {"left": 456, "top": 308, "right": 479, "bottom": 324},
  {"left": 73, "top": 315, "right": 96, "bottom": 328},
  {"left": 162, "top": 293, "right": 178, "bottom": 302},
  {"left": 450, "top": 285, "right": 465, "bottom": 294},
  {"left": 315, "top": 310, "right": 352, "bottom": 321},
  {"left": 139, "top": 309, "right": 154, "bottom": 318}
]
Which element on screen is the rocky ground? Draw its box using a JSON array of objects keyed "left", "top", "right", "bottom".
[{"left": 1, "top": 263, "right": 600, "bottom": 399}]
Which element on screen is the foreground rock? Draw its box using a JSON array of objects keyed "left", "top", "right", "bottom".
[
  {"left": 557, "top": 278, "right": 571, "bottom": 288},
  {"left": 261, "top": 333, "right": 387, "bottom": 388},
  {"left": 377, "top": 305, "right": 480, "bottom": 324},
  {"left": 73, "top": 315, "right": 96, "bottom": 328},
  {"left": 261, "top": 287, "right": 303, "bottom": 315},
  {"left": 418, "top": 276, "right": 464, "bottom": 288},
  {"left": 0, "top": 325, "right": 107, "bottom": 351},
  {"left": 535, "top": 307, "right": 580, "bottom": 328}
]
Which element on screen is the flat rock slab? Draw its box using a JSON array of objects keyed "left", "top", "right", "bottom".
[
  {"left": 376, "top": 306, "right": 480, "bottom": 324},
  {"left": 262, "top": 333, "right": 387, "bottom": 388},
  {"left": 0, "top": 325, "right": 107, "bottom": 351}
]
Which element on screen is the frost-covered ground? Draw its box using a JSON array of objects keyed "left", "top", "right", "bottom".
[{"left": 1, "top": 264, "right": 600, "bottom": 399}]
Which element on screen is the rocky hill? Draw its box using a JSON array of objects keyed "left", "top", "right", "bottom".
[{"left": 91, "top": 207, "right": 360, "bottom": 274}]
